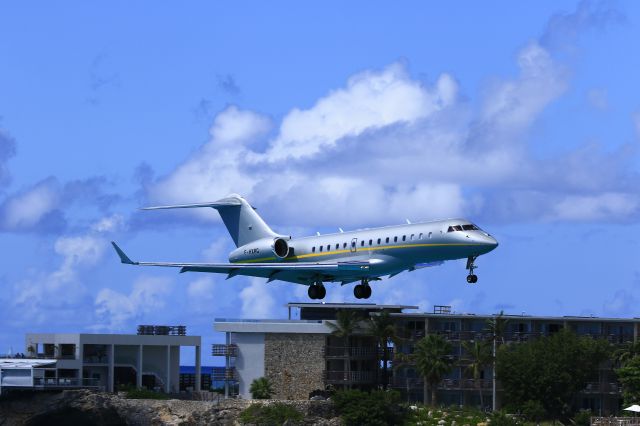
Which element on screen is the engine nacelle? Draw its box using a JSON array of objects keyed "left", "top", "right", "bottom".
[{"left": 229, "top": 237, "right": 291, "bottom": 262}]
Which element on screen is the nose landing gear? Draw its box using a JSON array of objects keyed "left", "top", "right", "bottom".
[
  {"left": 466, "top": 256, "right": 478, "bottom": 284},
  {"left": 308, "top": 282, "right": 327, "bottom": 299},
  {"left": 354, "top": 279, "right": 372, "bottom": 299}
]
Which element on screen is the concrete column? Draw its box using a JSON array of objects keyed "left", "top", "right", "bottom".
[
  {"left": 195, "top": 345, "right": 201, "bottom": 391},
  {"left": 108, "top": 344, "right": 114, "bottom": 392},
  {"left": 136, "top": 345, "right": 143, "bottom": 389},
  {"left": 166, "top": 345, "right": 171, "bottom": 393}
]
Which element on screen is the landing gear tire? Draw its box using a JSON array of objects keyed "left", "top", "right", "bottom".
[
  {"left": 308, "top": 283, "right": 326, "bottom": 300},
  {"left": 466, "top": 274, "right": 478, "bottom": 284},
  {"left": 354, "top": 281, "right": 372, "bottom": 299}
]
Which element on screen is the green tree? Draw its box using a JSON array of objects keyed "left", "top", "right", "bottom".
[
  {"left": 327, "top": 310, "right": 359, "bottom": 388},
  {"left": 613, "top": 341, "right": 640, "bottom": 367},
  {"left": 616, "top": 355, "right": 640, "bottom": 405},
  {"left": 497, "top": 329, "right": 610, "bottom": 420},
  {"left": 462, "top": 339, "right": 492, "bottom": 409},
  {"left": 249, "top": 377, "right": 273, "bottom": 399},
  {"left": 332, "top": 389, "right": 405, "bottom": 426},
  {"left": 412, "top": 334, "right": 454, "bottom": 405},
  {"left": 367, "top": 311, "right": 400, "bottom": 390}
]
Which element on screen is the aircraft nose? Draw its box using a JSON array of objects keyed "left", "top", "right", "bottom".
[{"left": 477, "top": 234, "right": 498, "bottom": 252}]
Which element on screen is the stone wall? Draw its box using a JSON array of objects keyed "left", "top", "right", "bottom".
[{"left": 264, "top": 333, "right": 325, "bottom": 400}]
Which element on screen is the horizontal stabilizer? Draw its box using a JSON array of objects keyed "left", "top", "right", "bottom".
[{"left": 141, "top": 197, "right": 242, "bottom": 211}]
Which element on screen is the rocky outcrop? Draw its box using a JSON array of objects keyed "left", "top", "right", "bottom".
[{"left": 0, "top": 390, "right": 340, "bottom": 425}]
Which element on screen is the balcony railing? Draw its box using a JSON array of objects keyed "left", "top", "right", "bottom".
[
  {"left": 34, "top": 377, "right": 101, "bottom": 388},
  {"left": 583, "top": 382, "right": 622, "bottom": 394},
  {"left": 212, "top": 367, "right": 237, "bottom": 381},
  {"left": 211, "top": 344, "right": 238, "bottom": 357},
  {"left": 323, "top": 370, "right": 376, "bottom": 384},
  {"left": 323, "top": 346, "right": 393, "bottom": 359}
]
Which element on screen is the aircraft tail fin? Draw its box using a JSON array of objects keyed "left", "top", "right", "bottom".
[{"left": 142, "top": 194, "right": 277, "bottom": 247}]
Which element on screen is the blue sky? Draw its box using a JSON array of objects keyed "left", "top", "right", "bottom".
[{"left": 1, "top": 1, "right": 639, "bottom": 366}]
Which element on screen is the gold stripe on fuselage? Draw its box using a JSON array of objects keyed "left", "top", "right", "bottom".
[{"left": 235, "top": 242, "right": 485, "bottom": 264}]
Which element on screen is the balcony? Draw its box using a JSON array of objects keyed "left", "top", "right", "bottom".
[
  {"left": 212, "top": 367, "right": 237, "bottom": 381},
  {"left": 211, "top": 344, "right": 238, "bottom": 357},
  {"left": 583, "top": 382, "right": 622, "bottom": 394},
  {"left": 323, "top": 370, "right": 376, "bottom": 384},
  {"left": 323, "top": 346, "right": 393, "bottom": 359}
]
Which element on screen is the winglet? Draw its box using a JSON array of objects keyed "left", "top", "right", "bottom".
[{"left": 111, "top": 241, "right": 137, "bottom": 265}]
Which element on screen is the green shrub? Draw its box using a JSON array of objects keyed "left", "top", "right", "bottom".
[
  {"left": 124, "top": 388, "right": 169, "bottom": 400},
  {"left": 489, "top": 410, "right": 521, "bottom": 426},
  {"left": 332, "top": 389, "right": 406, "bottom": 426},
  {"left": 238, "top": 403, "right": 303, "bottom": 425},
  {"left": 520, "top": 400, "right": 546, "bottom": 422},
  {"left": 573, "top": 409, "right": 592, "bottom": 426},
  {"left": 249, "top": 377, "right": 273, "bottom": 399}
]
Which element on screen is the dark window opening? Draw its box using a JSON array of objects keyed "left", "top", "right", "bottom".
[
  {"left": 319, "top": 246, "right": 323, "bottom": 252},
  {"left": 335, "top": 243, "right": 339, "bottom": 249},
  {"left": 361, "top": 241, "right": 365, "bottom": 247},
  {"left": 462, "top": 224, "right": 479, "bottom": 231},
  {"left": 343, "top": 243, "right": 347, "bottom": 249},
  {"left": 386, "top": 237, "right": 389, "bottom": 243},
  {"left": 312, "top": 247, "right": 316, "bottom": 253},
  {"left": 369, "top": 239, "right": 372, "bottom": 246},
  {"left": 377, "top": 238, "right": 381, "bottom": 244},
  {"left": 402, "top": 235, "right": 406, "bottom": 241},
  {"left": 326, "top": 245, "right": 330, "bottom": 251},
  {"left": 394, "top": 236, "right": 398, "bottom": 242}
]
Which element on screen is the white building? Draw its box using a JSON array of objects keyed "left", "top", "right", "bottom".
[{"left": 25, "top": 333, "right": 201, "bottom": 393}]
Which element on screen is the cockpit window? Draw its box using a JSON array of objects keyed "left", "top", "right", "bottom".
[{"left": 448, "top": 224, "right": 479, "bottom": 232}]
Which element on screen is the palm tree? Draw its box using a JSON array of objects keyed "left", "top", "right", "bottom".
[
  {"left": 413, "top": 334, "right": 454, "bottom": 406},
  {"left": 327, "top": 309, "right": 359, "bottom": 388},
  {"left": 613, "top": 341, "right": 640, "bottom": 367},
  {"left": 249, "top": 376, "right": 272, "bottom": 399},
  {"left": 367, "top": 311, "right": 399, "bottom": 389},
  {"left": 462, "top": 339, "right": 492, "bottom": 409},
  {"left": 485, "top": 310, "right": 508, "bottom": 411}
]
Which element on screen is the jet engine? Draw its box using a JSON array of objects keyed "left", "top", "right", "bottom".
[{"left": 229, "top": 237, "right": 292, "bottom": 262}]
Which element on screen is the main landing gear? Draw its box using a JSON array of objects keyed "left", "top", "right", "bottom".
[
  {"left": 354, "top": 279, "right": 372, "bottom": 299},
  {"left": 308, "top": 282, "right": 326, "bottom": 300},
  {"left": 466, "top": 256, "right": 478, "bottom": 284}
]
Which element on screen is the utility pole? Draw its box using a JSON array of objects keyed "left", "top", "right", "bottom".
[{"left": 492, "top": 336, "right": 496, "bottom": 411}]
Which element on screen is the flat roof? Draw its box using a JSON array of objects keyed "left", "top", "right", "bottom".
[
  {"left": 215, "top": 319, "right": 333, "bottom": 334},
  {"left": 286, "top": 303, "right": 419, "bottom": 310},
  {"left": 392, "top": 313, "right": 640, "bottom": 323}
]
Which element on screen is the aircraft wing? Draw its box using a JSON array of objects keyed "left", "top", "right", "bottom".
[{"left": 111, "top": 242, "right": 371, "bottom": 284}]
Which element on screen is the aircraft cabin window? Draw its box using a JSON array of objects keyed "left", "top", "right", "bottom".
[
  {"left": 312, "top": 247, "right": 315, "bottom": 253},
  {"left": 402, "top": 235, "right": 406, "bottom": 241},
  {"left": 419, "top": 233, "right": 423, "bottom": 239},
  {"left": 386, "top": 237, "right": 389, "bottom": 243},
  {"left": 377, "top": 238, "right": 381, "bottom": 244},
  {"left": 343, "top": 242, "right": 347, "bottom": 249},
  {"left": 369, "top": 239, "right": 372, "bottom": 246},
  {"left": 319, "top": 246, "right": 323, "bottom": 252},
  {"left": 361, "top": 241, "right": 365, "bottom": 247},
  {"left": 336, "top": 243, "right": 339, "bottom": 250},
  {"left": 428, "top": 232, "right": 432, "bottom": 238},
  {"left": 411, "top": 234, "right": 414, "bottom": 240},
  {"left": 327, "top": 245, "right": 330, "bottom": 251},
  {"left": 394, "top": 236, "right": 398, "bottom": 242}
]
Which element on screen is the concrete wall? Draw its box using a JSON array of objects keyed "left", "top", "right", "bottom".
[
  {"left": 264, "top": 334, "right": 325, "bottom": 400},
  {"left": 233, "top": 333, "right": 265, "bottom": 399}
]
